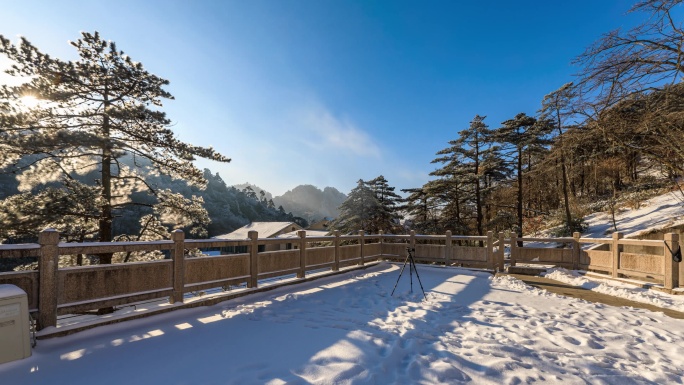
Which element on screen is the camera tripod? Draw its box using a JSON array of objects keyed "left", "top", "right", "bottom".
[{"left": 391, "top": 247, "right": 427, "bottom": 301}]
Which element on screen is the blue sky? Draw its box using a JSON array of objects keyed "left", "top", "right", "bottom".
[{"left": 0, "top": 1, "right": 643, "bottom": 196}]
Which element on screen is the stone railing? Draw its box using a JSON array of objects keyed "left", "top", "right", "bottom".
[
  {"left": 509, "top": 232, "right": 681, "bottom": 290},
  {"left": 0, "top": 229, "right": 680, "bottom": 330}
]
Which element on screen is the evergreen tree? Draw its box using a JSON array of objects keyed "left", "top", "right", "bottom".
[
  {"left": 431, "top": 115, "right": 496, "bottom": 236},
  {"left": 331, "top": 179, "right": 377, "bottom": 234},
  {"left": 540, "top": 83, "right": 577, "bottom": 234},
  {"left": 0, "top": 32, "right": 230, "bottom": 259},
  {"left": 401, "top": 186, "right": 439, "bottom": 234},
  {"left": 494, "top": 113, "right": 550, "bottom": 241},
  {"left": 332, "top": 177, "right": 403, "bottom": 234},
  {"left": 366, "top": 175, "right": 402, "bottom": 233}
]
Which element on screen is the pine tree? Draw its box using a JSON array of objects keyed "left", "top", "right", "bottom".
[
  {"left": 431, "top": 115, "right": 495, "bottom": 236},
  {"left": 401, "top": 186, "right": 439, "bottom": 234},
  {"left": 366, "top": 175, "right": 402, "bottom": 233},
  {"left": 540, "top": 84, "right": 577, "bottom": 234},
  {"left": 331, "top": 179, "right": 377, "bottom": 234},
  {"left": 0, "top": 32, "right": 230, "bottom": 260},
  {"left": 494, "top": 113, "right": 550, "bottom": 241}
]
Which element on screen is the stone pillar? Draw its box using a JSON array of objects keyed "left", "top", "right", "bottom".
[
  {"left": 38, "top": 228, "right": 60, "bottom": 330},
  {"left": 510, "top": 233, "right": 518, "bottom": 266},
  {"left": 612, "top": 232, "right": 623, "bottom": 278},
  {"left": 170, "top": 230, "right": 185, "bottom": 304},
  {"left": 487, "top": 231, "right": 494, "bottom": 270},
  {"left": 333, "top": 230, "right": 340, "bottom": 271},
  {"left": 248, "top": 231, "right": 259, "bottom": 288},
  {"left": 497, "top": 232, "right": 506, "bottom": 272},
  {"left": 445, "top": 230, "right": 452, "bottom": 266},
  {"left": 298, "top": 230, "right": 307, "bottom": 278},
  {"left": 572, "top": 232, "right": 581, "bottom": 270},
  {"left": 664, "top": 233, "right": 679, "bottom": 290},
  {"left": 358, "top": 230, "right": 365, "bottom": 266},
  {"left": 378, "top": 230, "right": 384, "bottom": 260}
]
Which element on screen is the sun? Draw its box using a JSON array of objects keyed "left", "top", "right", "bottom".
[{"left": 18, "top": 95, "right": 41, "bottom": 109}]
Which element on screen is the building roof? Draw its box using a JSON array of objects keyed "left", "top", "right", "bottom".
[
  {"left": 277, "top": 229, "right": 330, "bottom": 239},
  {"left": 213, "top": 222, "right": 302, "bottom": 240}
]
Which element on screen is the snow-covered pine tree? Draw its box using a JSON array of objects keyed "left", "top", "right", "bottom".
[{"left": 0, "top": 32, "right": 230, "bottom": 262}]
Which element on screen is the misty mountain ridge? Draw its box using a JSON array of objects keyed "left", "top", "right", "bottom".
[
  {"left": 232, "top": 184, "right": 347, "bottom": 222},
  {"left": 274, "top": 185, "right": 347, "bottom": 222}
]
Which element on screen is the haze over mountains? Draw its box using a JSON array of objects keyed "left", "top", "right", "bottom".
[
  {"left": 234, "top": 183, "right": 347, "bottom": 222},
  {"left": 273, "top": 185, "right": 347, "bottom": 222}
]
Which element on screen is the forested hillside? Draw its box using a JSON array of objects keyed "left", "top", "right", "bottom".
[{"left": 398, "top": 2, "right": 684, "bottom": 238}]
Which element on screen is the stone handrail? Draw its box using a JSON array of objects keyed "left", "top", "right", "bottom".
[{"left": 0, "top": 229, "right": 680, "bottom": 331}]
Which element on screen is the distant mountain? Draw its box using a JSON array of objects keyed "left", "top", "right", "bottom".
[
  {"left": 232, "top": 183, "right": 273, "bottom": 201},
  {"left": 273, "top": 185, "right": 347, "bottom": 222}
]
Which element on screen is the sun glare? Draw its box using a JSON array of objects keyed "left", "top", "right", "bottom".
[{"left": 18, "top": 95, "right": 40, "bottom": 109}]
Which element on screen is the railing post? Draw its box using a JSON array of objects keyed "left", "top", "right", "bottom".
[
  {"left": 664, "top": 233, "right": 679, "bottom": 290},
  {"left": 38, "top": 228, "right": 59, "bottom": 330},
  {"left": 445, "top": 230, "right": 452, "bottom": 266},
  {"left": 487, "top": 231, "right": 494, "bottom": 270},
  {"left": 170, "top": 230, "right": 185, "bottom": 304},
  {"left": 298, "top": 230, "right": 307, "bottom": 278},
  {"left": 510, "top": 233, "right": 518, "bottom": 266},
  {"left": 612, "top": 232, "right": 623, "bottom": 278},
  {"left": 248, "top": 231, "right": 259, "bottom": 288},
  {"left": 333, "top": 230, "right": 340, "bottom": 271},
  {"left": 572, "top": 232, "right": 581, "bottom": 270},
  {"left": 358, "top": 230, "right": 365, "bottom": 266},
  {"left": 497, "top": 232, "right": 505, "bottom": 272},
  {"left": 378, "top": 230, "right": 384, "bottom": 260}
]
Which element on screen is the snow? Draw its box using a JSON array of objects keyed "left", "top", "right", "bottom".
[
  {"left": 2, "top": 262, "right": 683, "bottom": 384},
  {"left": 582, "top": 190, "right": 684, "bottom": 239},
  {"left": 544, "top": 268, "right": 684, "bottom": 313}
]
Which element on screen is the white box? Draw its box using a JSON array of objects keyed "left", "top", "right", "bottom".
[{"left": 0, "top": 284, "right": 31, "bottom": 364}]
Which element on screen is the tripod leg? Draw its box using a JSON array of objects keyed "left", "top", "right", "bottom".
[
  {"left": 409, "top": 254, "right": 428, "bottom": 301},
  {"left": 409, "top": 258, "right": 414, "bottom": 294},
  {"left": 391, "top": 253, "right": 411, "bottom": 296}
]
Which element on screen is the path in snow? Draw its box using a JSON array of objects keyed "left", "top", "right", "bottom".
[{"left": 0, "top": 262, "right": 682, "bottom": 384}]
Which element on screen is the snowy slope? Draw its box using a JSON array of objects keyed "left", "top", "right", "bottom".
[{"left": 581, "top": 190, "right": 684, "bottom": 238}]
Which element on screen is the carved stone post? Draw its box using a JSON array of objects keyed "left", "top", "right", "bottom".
[
  {"left": 612, "top": 232, "right": 623, "bottom": 278},
  {"left": 378, "top": 230, "right": 384, "bottom": 261},
  {"left": 248, "top": 231, "right": 259, "bottom": 288},
  {"left": 572, "top": 232, "right": 581, "bottom": 270},
  {"left": 170, "top": 230, "right": 185, "bottom": 304},
  {"left": 445, "top": 230, "right": 452, "bottom": 266},
  {"left": 487, "top": 231, "right": 494, "bottom": 270},
  {"left": 333, "top": 230, "right": 340, "bottom": 271},
  {"left": 38, "top": 228, "right": 59, "bottom": 330},
  {"left": 298, "top": 230, "right": 307, "bottom": 278},
  {"left": 358, "top": 230, "right": 365, "bottom": 266},
  {"left": 497, "top": 232, "right": 505, "bottom": 272},
  {"left": 510, "top": 233, "right": 518, "bottom": 266},
  {"left": 664, "top": 233, "right": 679, "bottom": 290}
]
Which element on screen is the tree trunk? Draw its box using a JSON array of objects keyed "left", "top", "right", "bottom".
[
  {"left": 557, "top": 121, "right": 573, "bottom": 233},
  {"left": 516, "top": 146, "right": 524, "bottom": 247},
  {"left": 99, "top": 99, "right": 114, "bottom": 265}
]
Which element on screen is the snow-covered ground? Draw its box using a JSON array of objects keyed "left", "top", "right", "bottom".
[
  {"left": 1, "top": 262, "right": 682, "bottom": 384},
  {"left": 545, "top": 268, "right": 684, "bottom": 312}
]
